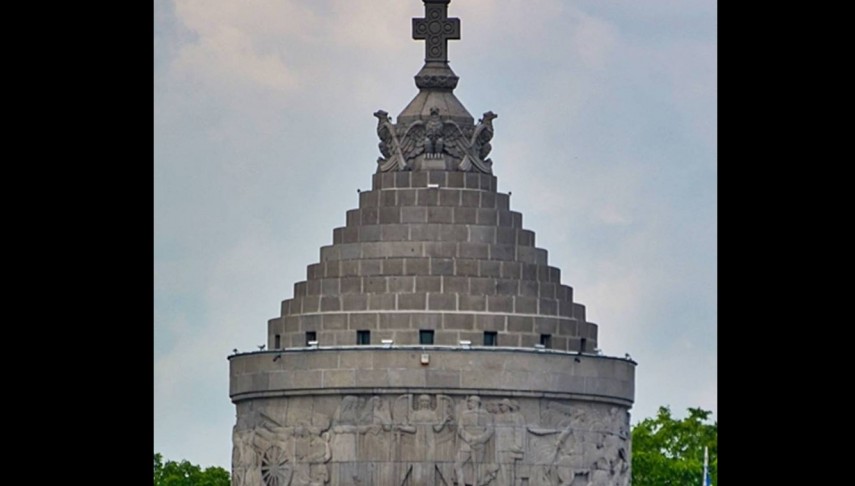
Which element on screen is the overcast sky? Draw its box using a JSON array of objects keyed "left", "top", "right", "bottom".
[{"left": 154, "top": 0, "right": 716, "bottom": 470}]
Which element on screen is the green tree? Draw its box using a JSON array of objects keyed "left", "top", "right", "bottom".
[
  {"left": 631, "top": 406, "right": 717, "bottom": 486},
  {"left": 154, "top": 452, "right": 230, "bottom": 486}
]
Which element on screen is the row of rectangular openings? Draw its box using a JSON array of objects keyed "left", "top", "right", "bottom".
[{"left": 271, "top": 331, "right": 559, "bottom": 348}]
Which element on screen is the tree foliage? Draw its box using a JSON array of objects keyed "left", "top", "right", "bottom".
[
  {"left": 154, "top": 453, "right": 230, "bottom": 486},
  {"left": 631, "top": 406, "right": 717, "bottom": 486}
]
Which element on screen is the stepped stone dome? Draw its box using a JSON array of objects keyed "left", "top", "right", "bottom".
[{"left": 229, "top": 2, "right": 635, "bottom": 485}]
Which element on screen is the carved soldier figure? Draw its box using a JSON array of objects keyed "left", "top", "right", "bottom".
[{"left": 454, "top": 395, "right": 495, "bottom": 486}]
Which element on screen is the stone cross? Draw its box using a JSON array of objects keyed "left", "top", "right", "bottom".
[{"left": 412, "top": 0, "right": 460, "bottom": 63}]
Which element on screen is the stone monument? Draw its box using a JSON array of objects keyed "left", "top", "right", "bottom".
[{"left": 229, "top": 1, "right": 635, "bottom": 485}]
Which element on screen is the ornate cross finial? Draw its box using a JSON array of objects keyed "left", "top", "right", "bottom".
[{"left": 412, "top": 0, "right": 460, "bottom": 63}]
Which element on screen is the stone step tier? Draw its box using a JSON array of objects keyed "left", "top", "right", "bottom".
[{"left": 267, "top": 170, "right": 599, "bottom": 353}]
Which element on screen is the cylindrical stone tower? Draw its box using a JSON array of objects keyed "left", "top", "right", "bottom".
[{"left": 229, "top": 2, "right": 635, "bottom": 485}]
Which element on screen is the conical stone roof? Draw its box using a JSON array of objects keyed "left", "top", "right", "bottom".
[{"left": 268, "top": 170, "right": 598, "bottom": 353}]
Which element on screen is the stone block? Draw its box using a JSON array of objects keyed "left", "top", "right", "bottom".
[
  {"left": 320, "top": 278, "right": 339, "bottom": 295},
  {"left": 434, "top": 331, "right": 459, "bottom": 345},
  {"left": 391, "top": 242, "right": 423, "bottom": 258},
  {"left": 380, "top": 173, "right": 394, "bottom": 189},
  {"left": 458, "top": 243, "right": 488, "bottom": 259},
  {"left": 514, "top": 297, "right": 538, "bottom": 314},
  {"left": 359, "top": 225, "right": 381, "bottom": 242},
  {"left": 428, "top": 293, "right": 457, "bottom": 311},
  {"left": 404, "top": 258, "right": 430, "bottom": 275},
  {"left": 461, "top": 189, "right": 480, "bottom": 207},
  {"left": 290, "top": 370, "right": 322, "bottom": 389},
  {"left": 424, "top": 241, "right": 457, "bottom": 258},
  {"left": 346, "top": 209, "right": 359, "bottom": 226},
  {"left": 507, "top": 316, "right": 533, "bottom": 333},
  {"left": 487, "top": 295, "right": 513, "bottom": 313},
  {"left": 475, "top": 314, "right": 506, "bottom": 331},
  {"left": 302, "top": 295, "right": 320, "bottom": 313},
  {"left": 359, "top": 259, "right": 382, "bottom": 276},
  {"left": 323, "top": 313, "right": 347, "bottom": 330},
  {"left": 388, "top": 369, "right": 426, "bottom": 387},
  {"left": 398, "top": 293, "right": 427, "bottom": 310},
  {"left": 361, "top": 242, "right": 383, "bottom": 259},
  {"left": 388, "top": 276, "right": 415, "bottom": 292},
  {"left": 520, "top": 334, "right": 539, "bottom": 348},
  {"left": 439, "top": 225, "right": 468, "bottom": 242},
  {"left": 383, "top": 258, "right": 404, "bottom": 275},
  {"left": 354, "top": 370, "right": 390, "bottom": 387},
  {"left": 521, "top": 264, "right": 537, "bottom": 280},
  {"left": 307, "top": 279, "right": 321, "bottom": 295},
  {"left": 446, "top": 172, "right": 465, "bottom": 188},
  {"left": 323, "top": 369, "right": 355, "bottom": 387},
  {"left": 415, "top": 275, "right": 442, "bottom": 292},
  {"left": 339, "top": 277, "right": 361, "bottom": 294},
  {"left": 481, "top": 192, "right": 496, "bottom": 209},
  {"left": 323, "top": 261, "right": 339, "bottom": 278},
  {"left": 517, "top": 246, "right": 539, "bottom": 264},
  {"left": 379, "top": 207, "right": 401, "bottom": 224},
  {"left": 411, "top": 171, "right": 428, "bottom": 188},
  {"left": 455, "top": 259, "right": 479, "bottom": 277},
  {"left": 361, "top": 207, "right": 379, "bottom": 225},
  {"left": 339, "top": 242, "right": 361, "bottom": 260},
  {"left": 320, "top": 245, "right": 338, "bottom": 261},
  {"left": 469, "top": 277, "right": 496, "bottom": 295},
  {"left": 410, "top": 223, "right": 440, "bottom": 241},
  {"left": 557, "top": 319, "right": 578, "bottom": 336},
  {"left": 301, "top": 314, "right": 322, "bottom": 331},
  {"left": 490, "top": 244, "right": 515, "bottom": 261},
  {"left": 495, "top": 279, "right": 518, "bottom": 295},
  {"left": 565, "top": 337, "right": 582, "bottom": 351},
  {"left": 458, "top": 294, "right": 486, "bottom": 311},
  {"left": 469, "top": 225, "right": 495, "bottom": 244},
  {"left": 512, "top": 211, "right": 523, "bottom": 227},
  {"left": 439, "top": 188, "right": 462, "bottom": 206},
  {"left": 539, "top": 282, "right": 556, "bottom": 299},
  {"left": 401, "top": 206, "right": 427, "bottom": 224},
  {"left": 426, "top": 370, "right": 461, "bottom": 387},
  {"left": 341, "top": 294, "right": 368, "bottom": 311},
  {"left": 379, "top": 189, "right": 397, "bottom": 206},
  {"left": 477, "top": 208, "right": 498, "bottom": 226},
  {"left": 427, "top": 206, "right": 454, "bottom": 223},
  {"left": 398, "top": 189, "right": 417, "bottom": 206},
  {"left": 495, "top": 227, "right": 515, "bottom": 245},
  {"left": 393, "top": 171, "right": 409, "bottom": 188},
  {"left": 363, "top": 276, "right": 387, "bottom": 293},
  {"left": 284, "top": 316, "right": 300, "bottom": 331},
  {"left": 498, "top": 210, "right": 514, "bottom": 227},
  {"left": 480, "top": 260, "right": 502, "bottom": 277},
  {"left": 379, "top": 313, "right": 411, "bottom": 329},
  {"left": 534, "top": 317, "right": 557, "bottom": 335},
  {"left": 464, "top": 173, "right": 480, "bottom": 189},
  {"left": 320, "top": 296, "right": 341, "bottom": 312},
  {"left": 381, "top": 224, "right": 408, "bottom": 241},
  {"left": 443, "top": 276, "right": 469, "bottom": 293},
  {"left": 368, "top": 293, "right": 396, "bottom": 310},
  {"left": 552, "top": 335, "right": 568, "bottom": 351},
  {"left": 281, "top": 299, "right": 292, "bottom": 316},
  {"left": 416, "top": 188, "right": 439, "bottom": 206},
  {"left": 496, "top": 193, "right": 510, "bottom": 210},
  {"left": 348, "top": 313, "right": 379, "bottom": 330},
  {"left": 339, "top": 260, "right": 358, "bottom": 277},
  {"left": 411, "top": 313, "right": 442, "bottom": 329},
  {"left": 359, "top": 190, "right": 379, "bottom": 207},
  {"left": 454, "top": 206, "right": 478, "bottom": 224},
  {"left": 518, "top": 230, "right": 535, "bottom": 246},
  {"left": 444, "top": 313, "right": 475, "bottom": 330},
  {"left": 539, "top": 299, "right": 558, "bottom": 316},
  {"left": 558, "top": 300, "right": 574, "bottom": 317},
  {"left": 430, "top": 258, "right": 455, "bottom": 276}
]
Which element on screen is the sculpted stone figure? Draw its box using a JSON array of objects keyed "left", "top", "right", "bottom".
[
  {"left": 454, "top": 395, "right": 496, "bottom": 485},
  {"left": 396, "top": 394, "right": 454, "bottom": 486},
  {"left": 493, "top": 399, "right": 525, "bottom": 486}
]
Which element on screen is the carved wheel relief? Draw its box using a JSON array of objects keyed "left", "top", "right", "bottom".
[{"left": 261, "top": 446, "right": 292, "bottom": 486}]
